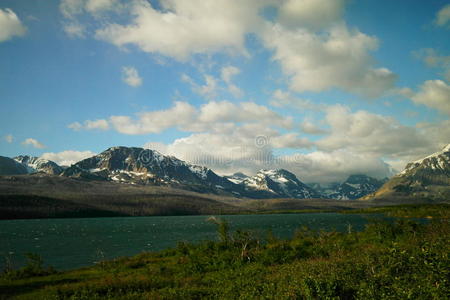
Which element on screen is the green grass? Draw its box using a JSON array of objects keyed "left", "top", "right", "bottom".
[
  {"left": 1, "top": 204, "right": 449, "bottom": 299},
  {"left": 342, "top": 203, "right": 450, "bottom": 219}
]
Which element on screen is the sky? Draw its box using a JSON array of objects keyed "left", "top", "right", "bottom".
[{"left": 1, "top": 0, "right": 450, "bottom": 184}]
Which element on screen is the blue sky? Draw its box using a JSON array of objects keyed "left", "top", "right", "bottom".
[{"left": 1, "top": 0, "right": 450, "bottom": 183}]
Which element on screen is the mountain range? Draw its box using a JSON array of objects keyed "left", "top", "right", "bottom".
[{"left": 1, "top": 144, "right": 450, "bottom": 202}]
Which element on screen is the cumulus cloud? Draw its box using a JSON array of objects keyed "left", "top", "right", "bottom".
[
  {"left": 95, "top": 0, "right": 268, "bottom": 60},
  {"left": 143, "top": 123, "right": 312, "bottom": 177},
  {"left": 182, "top": 74, "right": 219, "bottom": 100},
  {"left": 63, "top": 22, "right": 85, "bottom": 38},
  {"left": 270, "top": 89, "right": 325, "bottom": 111},
  {"left": 105, "top": 100, "right": 292, "bottom": 135},
  {"left": 262, "top": 24, "right": 396, "bottom": 97},
  {"left": 0, "top": 8, "right": 27, "bottom": 42},
  {"left": 414, "top": 48, "right": 450, "bottom": 82},
  {"left": 60, "top": 0, "right": 122, "bottom": 37},
  {"left": 435, "top": 4, "right": 450, "bottom": 27},
  {"left": 315, "top": 105, "right": 430, "bottom": 157},
  {"left": 300, "top": 120, "right": 329, "bottom": 135},
  {"left": 411, "top": 80, "right": 450, "bottom": 115},
  {"left": 122, "top": 66, "right": 142, "bottom": 87},
  {"left": 143, "top": 130, "right": 391, "bottom": 184},
  {"left": 68, "top": 119, "right": 110, "bottom": 131},
  {"left": 22, "top": 138, "right": 46, "bottom": 149},
  {"left": 182, "top": 66, "right": 243, "bottom": 99},
  {"left": 278, "top": 150, "right": 392, "bottom": 183},
  {"left": 4, "top": 134, "right": 13, "bottom": 143},
  {"left": 278, "top": 0, "right": 347, "bottom": 30},
  {"left": 41, "top": 150, "right": 96, "bottom": 166},
  {"left": 221, "top": 66, "right": 243, "bottom": 98}
]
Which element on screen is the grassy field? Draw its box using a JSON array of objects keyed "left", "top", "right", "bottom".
[{"left": 1, "top": 203, "right": 449, "bottom": 299}]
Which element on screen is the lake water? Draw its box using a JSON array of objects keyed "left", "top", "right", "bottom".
[{"left": 0, "top": 213, "right": 383, "bottom": 271}]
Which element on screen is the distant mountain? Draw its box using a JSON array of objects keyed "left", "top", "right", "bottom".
[
  {"left": 14, "top": 155, "right": 64, "bottom": 175},
  {"left": 310, "top": 175, "right": 386, "bottom": 200},
  {"left": 60, "top": 147, "right": 320, "bottom": 199},
  {"left": 365, "top": 144, "right": 450, "bottom": 202},
  {"left": 0, "top": 156, "right": 28, "bottom": 175},
  {"left": 325, "top": 175, "right": 387, "bottom": 200},
  {"left": 228, "top": 169, "right": 320, "bottom": 199},
  {"left": 61, "top": 146, "right": 241, "bottom": 195}
]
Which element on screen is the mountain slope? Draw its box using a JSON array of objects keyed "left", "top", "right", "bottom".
[
  {"left": 325, "top": 175, "right": 387, "bottom": 200},
  {"left": 14, "top": 155, "right": 64, "bottom": 175},
  {"left": 0, "top": 156, "right": 28, "bottom": 175},
  {"left": 366, "top": 144, "right": 450, "bottom": 202},
  {"left": 61, "top": 146, "right": 241, "bottom": 195},
  {"left": 236, "top": 169, "right": 320, "bottom": 199}
]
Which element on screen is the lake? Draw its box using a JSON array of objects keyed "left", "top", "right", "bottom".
[{"left": 0, "top": 213, "right": 384, "bottom": 271}]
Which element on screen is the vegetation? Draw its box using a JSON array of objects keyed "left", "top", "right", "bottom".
[
  {"left": 1, "top": 204, "right": 449, "bottom": 299},
  {"left": 342, "top": 203, "right": 450, "bottom": 219}
]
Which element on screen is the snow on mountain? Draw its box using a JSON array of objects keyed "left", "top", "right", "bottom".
[
  {"left": 366, "top": 143, "right": 450, "bottom": 201},
  {"left": 325, "top": 175, "right": 386, "bottom": 200},
  {"left": 61, "top": 146, "right": 239, "bottom": 193},
  {"left": 13, "top": 155, "right": 64, "bottom": 175},
  {"left": 400, "top": 144, "right": 450, "bottom": 176},
  {"left": 238, "top": 169, "right": 320, "bottom": 199}
]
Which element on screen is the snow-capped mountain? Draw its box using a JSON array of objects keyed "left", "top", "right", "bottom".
[
  {"left": 400, "top": 144, "right": 450, "bottom": 179},
  {"left": 324, "top": 175, "right": 386, "bottom": 200},
  {"left": 61, "top": 147, "right": 320, "bottom": 199},
  {"left": 14, "top": 155, "right": 64, "bottom": 175},
  {"left": 366, "top": 144, "right": 450, "bottom": 201},
  {"left": 228, "top": 169, "right": 320, "bottom": 199},
  {"left": 61, "top": 146, "right": 240, "bottom": 194},
  {"left": 310, "top": 175, "right": 386, "bottom": 200}
]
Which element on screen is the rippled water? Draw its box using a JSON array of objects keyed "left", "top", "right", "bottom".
[{"left": 0, "top": 213, "right": 381, "bottom": 270}]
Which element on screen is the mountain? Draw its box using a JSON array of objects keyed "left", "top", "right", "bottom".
[
  {"left": 61, "top": 146, "right": 241, "bottom": 195},
  {"left": 0, "top": 156, "right": 28, "bottom": 175},
  {"left": 324, "top": 175, "right": 387, "bottom": 200},
  {"left": 366, "top": 144, "right": 450, "bottom": 202},
  {"left": 61, "top": 147, "right": 320, "bottom": 199},
  {"left": 14, "top": 155, "right": 64, "bottom": 175},
  {"left": 228, "top": 169, "right": 320, "bottom": 199}
]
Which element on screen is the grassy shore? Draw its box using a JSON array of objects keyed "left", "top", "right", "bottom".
[{"left": 1, "top": 204, "right": 449, "bottom": 299}]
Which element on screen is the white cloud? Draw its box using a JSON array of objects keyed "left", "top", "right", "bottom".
[
  {"left": 68, "top": 119, "right": 109, "bottom": 131},
  {"left": 109, "top": 101, "right": 197, "bottom": 134},
  {"left": 414, "top": 48, "right": 450, "bottom": 82},
  {"left": 278, "top": 0, "right": 347, "bottom": 30},
  {"left": 262, "top": 24, "right": 396, "bottom": 97},
  {"left": 435, "top": 4, "right": 450, "bottom": 27},
  {"left": 95, "top": 0, "right": 268, "bottom": 61},
  {"left": 122, "top": 66, "right": 142, "bottom": 87},
  {"left": 315, "top": 105, "right": 430, "bottom": 157},
  {"left": 300, "top": 120, "right": 328, "bottom": 135},
  {"left": 221, "top": 66, "right": 243, "bottom": 98},
  {"left": 63, "top": 22, "right": 85, "bottom": 38},
  {"left": 60, "top": 0, "right": 120, "bottom": 18},
  {"left": 411, "top": 80, "right": 450, "bottom": 115},
  {"left": 280, "top": 150, "right": 392, "bottom": 183},
  {"left": 75, "top": 100, "right": 292, "bottom": 135},
  {"left": 270, "top": 89, "right": 325, "bottom": 111},
  {"left": 0, "top": 8, "right": 27, "bottom": 42},
  {"left": 221, "top": 66, "right": 240, "bottom": 83},
  {"left": 4, "top": 134, "right": 13, "bottom": 143},
  {"left": 22, "top": 138, "right": 46, "bottom": 149},
  {"left": 40, "top": 150, "right": 96, "bottom": 166},
  {"left": 85, "top": 0, "right": 119, "bottom": 14}
]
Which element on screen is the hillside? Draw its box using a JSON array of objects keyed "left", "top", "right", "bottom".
[
  {"left": 365, "top": 144, "right": 450, "bottom": 202},
  {"left": 0, "top": 174, "right": 247, "bottom": 219}
]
